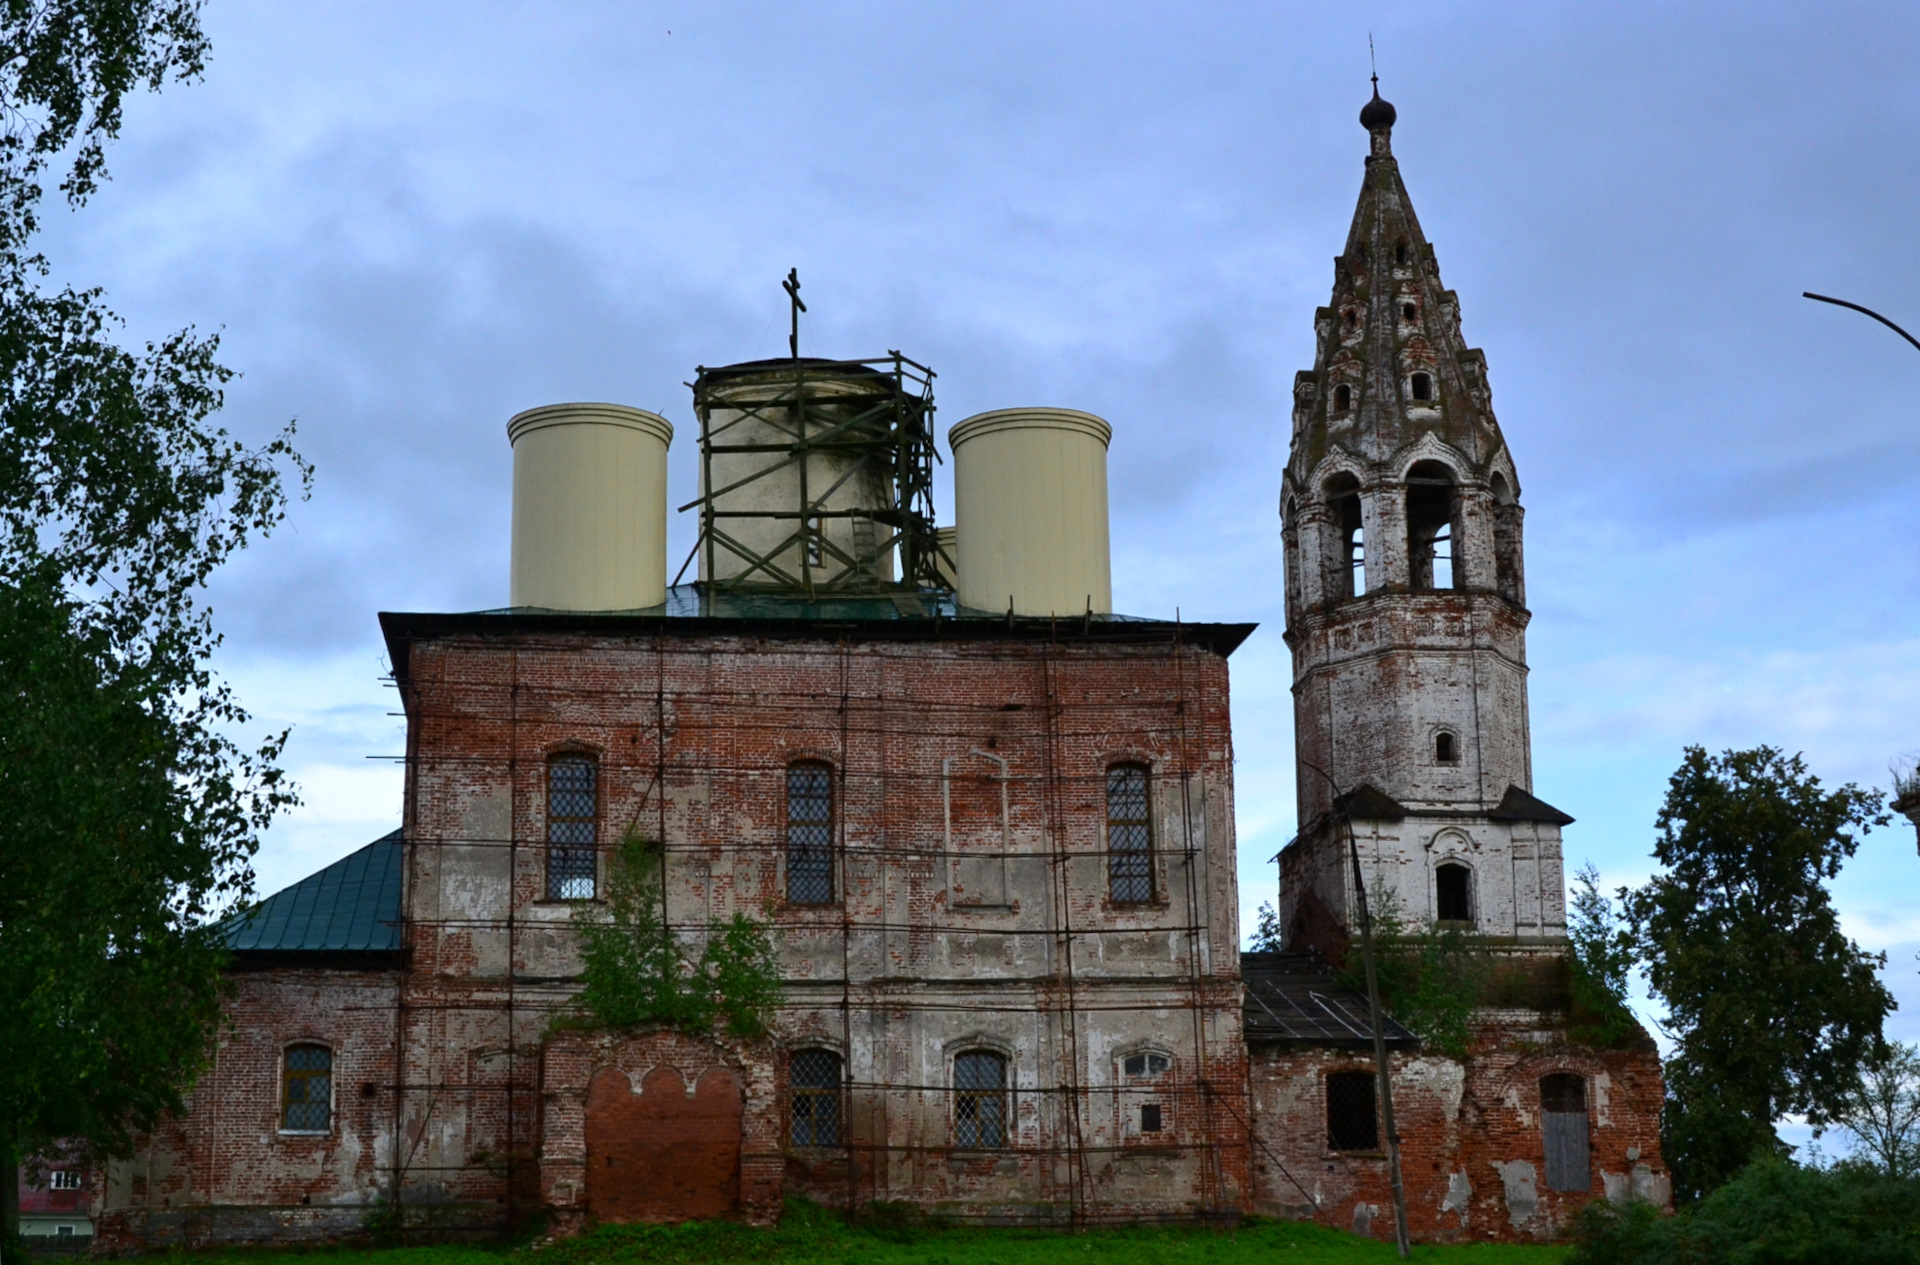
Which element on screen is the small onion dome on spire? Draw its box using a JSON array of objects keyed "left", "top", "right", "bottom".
[{"left": 1360, "top": 78, "right": 1396, "bottom": 131}]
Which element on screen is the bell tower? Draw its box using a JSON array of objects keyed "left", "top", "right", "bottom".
[{"left": 1278, "top": 85, "right": 1571, "bottom": 958}]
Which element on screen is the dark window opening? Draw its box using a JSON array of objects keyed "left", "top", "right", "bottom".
[
  {"left": 1124, "top": 1053, "right": 1171, "bottom": 1077},
  {"left": 1333, "top": 383, "right": 1352, "bottom": 411},
  {"left": 1402, "top": 302, "right": 1417, "bottom": 321},
  {"left": 1107, "top": 764, "right": 1153, "bottom": 903},
  {"left": 1406, "top": 461, "right": 1456, "bottom": 591},
  {"left": 1435, "top": 731, "right": 1457, "bottom": 763},
  {"left": 1542, "top": 1074, "right": 1591, "bottom": 1192},
  {"left": 789, "top": 1049, "right": 842, "bottom": 1147},
  {"left": 1395, "top": 241, "right": 1409, "bottom": 265},
  {"left": 282, "top": 1044, "right": 332, "bottom": 1132},
  {"left": 1141, "top": 1103, "right": 1163, "bottom": 1133},
  {"left": 1410, "top": 372, "right": 1433, "bottom": 401},
  {"left": 547, "top": 756, "right": 598, "bottom": 900},
  {"left": 954, "top": 1051, "right": 1008, "bottom": 1149},
  {"left": 787, "top": 762, "right": 835, "bottom": 904},
  {"left": 1327, "top": 474, "right": 1365, "bottom": 599},
  {"left": 1344, "top": 309, "right": 1360, "bottom": 329},
  {"left": 1436, "top": 862, "right": 1474, "bottom": 924},
  {"left": 1327, "top": 1071, "right": 1379, "bottom": 1151}
]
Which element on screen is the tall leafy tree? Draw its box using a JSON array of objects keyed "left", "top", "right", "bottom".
[
  {"left": 0, "top": 1, "right": 309, "bottom": 1245},
  {"left": 1626, "top": 746, "right": 1892, "bottom": 1201}
]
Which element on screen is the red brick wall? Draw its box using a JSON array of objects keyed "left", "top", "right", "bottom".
[{"left": 1248, "top": 1019, "right": 1668, "bottom": 1242}]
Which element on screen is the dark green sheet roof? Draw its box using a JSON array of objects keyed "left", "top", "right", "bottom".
[{"left": 226, "top": 829, "right": 403, "bottom": 953}]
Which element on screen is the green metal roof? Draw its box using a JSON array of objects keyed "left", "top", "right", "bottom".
[{"left": 226, "top": 829, "right": 403, "bottom": 954}]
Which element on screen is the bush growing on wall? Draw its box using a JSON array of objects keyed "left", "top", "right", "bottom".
[{"left": 573, "top": 831, "right": 780, "bottom": 1037}]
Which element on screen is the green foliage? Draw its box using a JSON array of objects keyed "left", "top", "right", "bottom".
[
  {"left": 0, "top": 0, "right": 309, "bottom": 1198},
  {"left": 1566, "top": 864, "right": 1639, "bottom": 1047},
  {"left": 1342, "top": 883, "right": 1482, "bottom": 1059},
  {"left": 574, "top": 831, "right": 781, "bottom": 1038},
  {"left": 1248, "top": 899, "right": 1283, "bottom": 951},
  {"left": 1567, "top": 1158, "right": 1920, "bottom": 1265},
  {"left": 1832, "top": 1042, "right": 1920, "bottom": 1180},
  {"left": 1624, "top": 746, "right": 1893, "bottom": 1202}
]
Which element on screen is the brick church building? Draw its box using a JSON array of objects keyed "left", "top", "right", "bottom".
[{"left": 93, "top": 91, "right": 1666, "bottom": 1249}]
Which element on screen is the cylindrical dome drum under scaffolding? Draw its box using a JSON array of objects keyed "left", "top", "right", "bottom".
[{"left": 679, "top": 354, "right": 949, "bottom": 596}]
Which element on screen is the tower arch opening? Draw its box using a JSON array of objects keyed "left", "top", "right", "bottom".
[
  {"left": 1406, "top": 460, "right": 1457, "bottom": 590},
  {"left": 1490, "top": 471, "right": 1522, "bottom": 604},
  {"left": 1324, "top": 473, "right": 1365, "bottom": 599}
]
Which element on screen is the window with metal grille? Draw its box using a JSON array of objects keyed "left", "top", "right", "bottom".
[
  {"left": 546, "top": 755, "right": 598, "bottom": 900},
  {"left": 1436, "top": 862, "right": 1474, "bottom": 925},
  {"left": 954, "top": 1051, "right": 1008, "bottom": 1149},
  {"left": 1542, "top": 1073, "right": 1591, "bottom": 1192},
  {"left": 789, "top": 1049, "right": 842, "bottom": 1147},
  {"left": 1326, "top": 1070, "right": 1378, "bottom": 1151},
  {"left": 282, "top": 1044, "right": 332, "bottom": 1132},
  {"left": 787, "top": 762, "right": 834, "bottom": 904},
  {"left": 1107, "top": 764, "right": 1153, "bottom": 903}
]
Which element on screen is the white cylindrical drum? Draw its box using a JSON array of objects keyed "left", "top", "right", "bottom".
[
  {"left": 950, "top": 407, "right": 1113, "bottom": 616},
  {"left": 508, "top": 403, "right": 673, "bottom": 610}
]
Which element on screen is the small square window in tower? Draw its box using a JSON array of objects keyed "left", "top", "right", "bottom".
[
  {"left": 1405, "top": 461, "right": 1455, "bottom": 590},
  {"left": 1542, "top": 1073, "right": 1591, "bottom": 1192},
  {"left": 1436, "top": 862, "right": 1474, "bottom": 925},
  {"left": 547, "top": 756, "right": 598, "bottom": 900},
  {"left": 788, "top": 1049, "right": 842, "bottom": 1147},
  {"left": 1326, "top": 1070, "right": 1378, "bottom": 1152},
  {"left": 786, "top": 763, "right": 835, "bottom": 904}
]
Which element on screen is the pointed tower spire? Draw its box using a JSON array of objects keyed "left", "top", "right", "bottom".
[{"left": 1277, "top": 94, "right": 1567, "bottom": 960}]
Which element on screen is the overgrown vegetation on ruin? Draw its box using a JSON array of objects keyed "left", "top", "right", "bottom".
[
  {"left": 1339, "top": 885, "right": 1482, "bottom": 1059},
  {"left": 572, "top": 831, "right": 781, "bottom": 1037}
]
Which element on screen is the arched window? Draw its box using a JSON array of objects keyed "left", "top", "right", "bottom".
[
  {"left": 1410, "top": 372, "right": 1433, "bottom": 401},
  {"left": 1326, "top": 1070, "right": 1378, "bottom": 1151},
  {"left": 786, "top": 761, "right": 835, "bottom": 904},
  {"left": 1405, "top": 461, "right": 1456, "bottom": 590},
  {"left": 281, "top": 1044, "right": 332, "bottom": 1132},
  {"left": 1541, "top": 1074, "right": 1591, "bottom": 1192},
  {"left": 954, "top": 1051, "right": 1008, "bottom": 1149},
  {"left": 789, "top": 1049, "right": 842, "bottom": 1147},
  {"left": 1333, "top": 383, "right": 1352, "bottom": 411},
  {"left": 1490, "top": 472, "right": 1522, "bottom": 603},
  {"left": 547, "top": 755, "right": 598, "bottom": 900},
  {"left": 1434, "top": 731, "right": 1458, "bottom": 764},
  {"left": 1106, "top": 764, "right": 1153, "bottom": 903},
  {"left": 1436, "top": 862, "right": 1474, "bottom": 925},
  {"left": 1325, "top": 473, "right": 1365, "bottom": 598}
]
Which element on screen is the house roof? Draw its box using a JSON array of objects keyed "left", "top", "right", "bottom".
[
  {"left": 225, "top": 829, "right": 404, "bottom": 956},
  {"left": 381, "top": 586, "right": 1257, "bottom": 682},
  {"left": 1490, "top": 784, "right": 1576, "bottom": 826},
  {"left": 1241, "top": 951, "right": 1419, "bottom": 1047}
]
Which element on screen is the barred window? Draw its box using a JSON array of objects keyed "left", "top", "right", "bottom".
[
  {"left": 1326, "top": 1070, "right": 1378, "bottom": 1152},
  {"left": 787, "top": 762, "right": 834, "bottom": 904},
  {"left": 789, "top": 1049, "right": 842, "bottom": 1147},
  {"left": 547, "top": 756, "right": 598, "bottom": 900},
  {"left": 954, "top": 1051, "right": 1008, "bottom": 1149},
  {"left": 1107, "top": 764, "right": 1153, "bottom": 903},
  {"left": 282, "top": 1044, "right": 332, "bottom": 1132}
]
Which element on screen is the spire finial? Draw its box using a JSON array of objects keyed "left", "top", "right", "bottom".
[{"left": 1359, "top": 37, "right": 1396, "bottom": 135}]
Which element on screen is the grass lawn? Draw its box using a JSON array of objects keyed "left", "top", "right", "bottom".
[{"left": 157, "top": 1205, "right": 1567, "bottom": 1265}]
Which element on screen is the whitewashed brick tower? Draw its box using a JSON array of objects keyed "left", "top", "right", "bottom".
[{"left": 1277, "top": 84, "right": 1571, "bottom": 959}]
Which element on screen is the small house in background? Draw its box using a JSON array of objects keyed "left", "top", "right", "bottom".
[{"left": 16, "top": 1159, "right": 94, "bottom": 1248}]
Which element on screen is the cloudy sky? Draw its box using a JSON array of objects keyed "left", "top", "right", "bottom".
[{"left": 48, "top": 2, "right": 1920, "bottom": 1086}]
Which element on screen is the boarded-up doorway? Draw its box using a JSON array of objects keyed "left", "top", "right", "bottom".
[
  {"left": 1541, "top": 1073, "right": 1591, "bottom": 1193},
  {"left": 587, "top": 1064, "right": 743, "bottom": 1222}
]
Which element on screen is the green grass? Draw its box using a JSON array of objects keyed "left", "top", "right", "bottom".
[{"left": 153, "top": 1204, "right": 1565, "bottom": 1265}]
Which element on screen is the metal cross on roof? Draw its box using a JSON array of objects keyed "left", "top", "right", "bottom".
[{"left": 784, "top": 267, "right": 807, "bottom": 359}]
